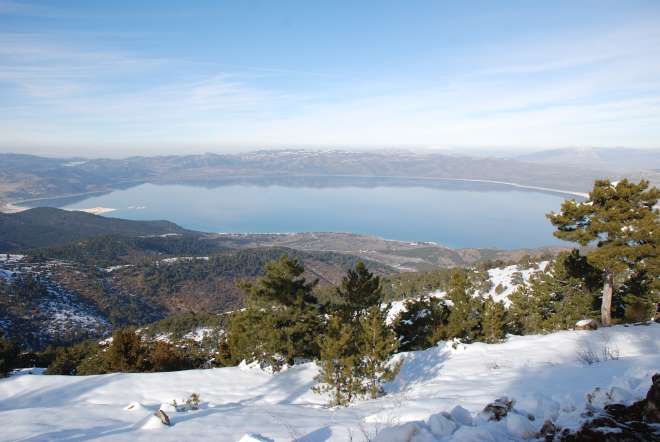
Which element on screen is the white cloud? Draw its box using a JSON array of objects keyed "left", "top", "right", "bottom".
[{"left": 0, "top": 18, "right": 659, "bottom": 154}]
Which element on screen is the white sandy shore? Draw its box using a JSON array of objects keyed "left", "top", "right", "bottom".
[{"left": 77, "top": 206, "right": 116, "bottom": 215}]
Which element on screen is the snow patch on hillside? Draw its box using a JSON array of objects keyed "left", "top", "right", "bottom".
[
  {"left": 387, "top": 290, "right": 446, "bottom": 323},
  {"left": 486, "top": 262, "right": 548, "bottom": 306},
  {"left": 40, "top": 287, "right": 111, "bottom": 337},
  {"left": 183, "top": 327, "right": 216, "bottom": 342},
  {"left": 159, "top": 256, "right": 209, "bottom": 265},
  {"left": 0, "top": 254, "right": 24, "bottom": 263}
]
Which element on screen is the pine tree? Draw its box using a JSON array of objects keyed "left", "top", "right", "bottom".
[
  {"left": 314, "top": 315, "right": 363, "bottom": 406},
  {"left": 508, "top": 251, "right": 600, "bottom": 334},
  {"left": 107, "top": 328, "right": 146, "bottom": 372},
  {"left": 315, "top": 264, "right": 400, "bottom": 405},
  {"left": 241, "top": 255, "right": 319, "bottom": 309},
  {"left": 547, "top": 179, "right": 659, "bottom": 326},
  {"left": 445, "top": 271, "right": 481, "bottom": 342},
  {"left": 227, "top": 256, "right": 322, "bottom": 370},
  {"left": 480, "top": 297, "right": 507, "bottom": 343},
  {"left": 335, "top": 261, "right": 382, "bottom": 320},
  {"left": 393, "top": 296, "right": 449, "bottom": 351},
  {"left": 149, "top": 341, "right": 186, "bottom": 372},
  {"left": 226, "top": 302, "right": 293, "bottom": 370},
  {"left": 360, "top": 305, "right": 401, "bottom": 399}
]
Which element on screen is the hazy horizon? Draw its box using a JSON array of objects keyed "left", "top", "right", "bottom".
[
  {"left": 2, "top": 145, "right": 660, "bottom": 161},
  {"left": 1, "top": 1, "right": 659, "bottom": 157}
]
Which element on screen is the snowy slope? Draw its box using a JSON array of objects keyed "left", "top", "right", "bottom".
[
  {"left": 1, "top": 323, "right": 658, "bottom": 441},
  {"left": 485, "top": 262, "right": 548, "bottom": 306}
]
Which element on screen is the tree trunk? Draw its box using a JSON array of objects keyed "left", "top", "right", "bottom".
[{"left": 601, "top": 270, "right": 614, "bottom": 327}]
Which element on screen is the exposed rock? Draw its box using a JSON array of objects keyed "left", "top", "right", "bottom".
[
  {"left": 644, "top": 373, "right": 660, "bottom": 422},
  {"left": 154, "top": 409, "right": 171, "bottom": 426},
  {"left": 560, "top": 373, "right": 660, "bottom": 441},
  {"left": 575, "top": 319, "right": 598, "bottom": 330},
  {"left": 481, "top": 396, "right": 514, "bottom": 421},
  {"left": 538, "top": 420, "right": 557, "bottom": 441}
]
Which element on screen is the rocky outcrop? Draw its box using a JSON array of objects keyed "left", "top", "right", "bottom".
[
  {"left": 559, "top": 373, "right": 660, "bottom": 441},
  {"left": 575, "top": 319, "right": 598, "bottom": 330},
  {"left": 480, "top": 396, "right": 514, "bottom": 421}
]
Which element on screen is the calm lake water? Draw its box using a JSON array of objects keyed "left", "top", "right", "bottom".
[{"left": 31, "top": 178, "right": 576, "bottom": 249}]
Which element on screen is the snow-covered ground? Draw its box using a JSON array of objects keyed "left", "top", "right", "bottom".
[
  {"left": 0, "top": 254, "right": 25, "bottom": 264},
  {"left": 1, "top": 323, "right": 658, "bottom": 441},
  {"left": 158, "top": 256, "right": 210, "bottom": 265},
  {"left": 485, "top": 262, "right": 548, "bottom": 307}
]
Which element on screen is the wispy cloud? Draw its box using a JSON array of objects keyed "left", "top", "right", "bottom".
[{"left": 0, "top": 17, "right": 659, "bottom": 155}]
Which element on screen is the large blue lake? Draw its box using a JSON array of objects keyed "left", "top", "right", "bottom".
[{"left": 32, "top": 178, "right": 577, "bottom": 249}]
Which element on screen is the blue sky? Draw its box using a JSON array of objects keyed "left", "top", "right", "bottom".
[{"left": 1, "top": 0, "right": 659, "bottom": 157}]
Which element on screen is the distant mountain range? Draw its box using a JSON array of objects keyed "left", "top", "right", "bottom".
[
  {"left": 3, "top": 149, "right": 656, "bottom": 209},
  {"left": 515, "top": 147, "right": 660, "bottom": 172}
]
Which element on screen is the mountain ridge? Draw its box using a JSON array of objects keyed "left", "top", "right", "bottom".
[{"left": 1, "top": 150, "right": 640, "bottom": 209}]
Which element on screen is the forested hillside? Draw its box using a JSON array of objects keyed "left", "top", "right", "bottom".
[
  {"left": 0, "top": 245, "right": 393, "bottom": 350},
  {"left": 0, "top": 207, "right": 191, "bottom": 251}
]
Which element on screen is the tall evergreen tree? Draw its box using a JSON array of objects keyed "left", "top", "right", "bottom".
[
  {"left": 508, "top": 283, "right": 546, "bottom": 334},
  {"left": 480, "top": 297, "right": 507, "bottom": 343},
  {"left": 359, "top": 305, "right": 401, "bottom": 399},
  {"left": 393, "top": 296, "right": 449, "bottom": 351},
  {"left": 547, "top": 179, "right": 659, "bottom": 326},
  {"left": 227, "top": 256, "right": 322, "bottom": 370},
  {"left": 107, "top": 328, "right": 146, "bottom": 372},
  {"left": 241, "top": 255, "right": 319, "bottom": 309},
  {"left": 334, "top": 261, "right": 382, "bottom": 320},
  {"left": 445, "top": 271, "right": 482, "bottom": 342},
  {"left": 314, "top": 315, "right": 363, "bottom": 406},
  {"left": 316, "top": 263, "right": 400, "bottom": 405}
]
